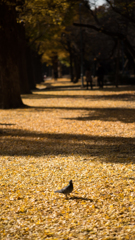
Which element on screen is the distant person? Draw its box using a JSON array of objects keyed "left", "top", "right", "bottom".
[
  {"left": 43, "top": 74, "right": 46, "bottom": 81},
  {"left": 85, "top": 69, "right": 93, "bottom": 90}
]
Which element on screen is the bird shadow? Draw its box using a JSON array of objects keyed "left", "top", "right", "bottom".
[
  {"left": 69, "top": 195, "right": 93, "bottom": 202},
  {"left": 0, "top": 123, "right": 16, "bottom": 126}
]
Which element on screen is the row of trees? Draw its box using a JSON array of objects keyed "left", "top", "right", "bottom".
[
  {"left": 0, "top": 0, "right": 135, "bottom": 108},
  {"left": 68, "top": 0, "right": 135, "bottom": 85},
  {"left": 0, "top": 0, "right": 79, "bottom": 108}
]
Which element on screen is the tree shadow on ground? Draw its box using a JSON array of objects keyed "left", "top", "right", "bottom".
[
  {"left": 22, "top": 92, "right": 135, "bottom": 102},
  {"left": 39, "top": 81, "right": 135, "bottom": 93},
  {"left": 0, "top": 128, "right": 135, "bottom": 164},
  {"left": 24, "top": 106, "right": 135, "bottom": 124},
  {"left": 62, "top": 107, "right": 135, "bottom": 123}
]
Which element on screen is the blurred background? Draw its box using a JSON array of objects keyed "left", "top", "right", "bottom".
[{"left": 1, "top": 0, "right": 135, "bottom": 108}]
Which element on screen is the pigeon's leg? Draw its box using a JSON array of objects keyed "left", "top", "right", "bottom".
[{"left": 66, "top": 194, "right": 70, "bottom": 199}]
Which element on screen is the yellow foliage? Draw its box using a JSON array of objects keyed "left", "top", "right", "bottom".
[{"left": 0, "top": 78, "right": 135, "bottom": 239}]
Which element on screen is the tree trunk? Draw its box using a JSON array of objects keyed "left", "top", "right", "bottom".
[
  {"left": 26, "top": 47, "right": 36, "bottom": 90},
  {"left": 73, "top": 55, "right": 80, "bottom": 83},
  {"left": 18, "top": 22, "right": 31, "bottom": 94},
  {"left": 33, "top": 53, "right": 43, "bottom": 84},
  {"left": 68, "top": 42, "right": 74, "bottom": 82},
  {"left": 0, "top": 2, "right": 23, "bottom": 109},
  {"left": 115, "top": 40, "right": 120, "bottom": 88},
  {"left": 52, "top": 54, "right": 58, "bottom": 80}
]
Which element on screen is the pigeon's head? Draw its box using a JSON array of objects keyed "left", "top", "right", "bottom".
[{"left": 69, "top": 180, "right": 72, "bottom": 184}]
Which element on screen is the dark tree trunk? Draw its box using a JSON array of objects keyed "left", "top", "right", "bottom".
[
  {"left": 26, "top": 47, "right": 36, "bottom": 90},
  {"left": 52, "top": 54, "right": 58, "bottom": 80},
  {"left": 115, "top": 40, "right": 120, "bottom": 88},
  {"left": 0, "top": 2, "right": 23, "bottom": 109},
  {"left": 69, "top": 48, "right": 74, "bottom": 82},
  {"left": 17, "top": 22, "right": 31, "bottom": 94},
  {"left": 67, "top": 41, "right": 74, "bottom": 82},
  {"left": 33, "top": 53, "right": 43, "bottom": 84},
  {"left": 73, "top": 55, "right": 80, "bottom": 83}
]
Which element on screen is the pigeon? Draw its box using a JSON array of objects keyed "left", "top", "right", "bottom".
[{"left": 54, "top": 180, "right": 73, "bottom": 198}]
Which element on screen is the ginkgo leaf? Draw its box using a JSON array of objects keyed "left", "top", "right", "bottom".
[{"left": 0, "top": 78, "right": 135, "bottom": 239}]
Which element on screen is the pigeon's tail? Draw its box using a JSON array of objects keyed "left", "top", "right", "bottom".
[{"left": 54, "top": 190, "right": 62, "bottom": 193}]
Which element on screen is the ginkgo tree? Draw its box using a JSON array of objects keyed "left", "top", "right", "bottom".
[
  {"left": 0, "top": 0, "right": 80, "bottom": 108},
  {"left": 0, "top": 0, "right": 91, "bottom": 108},
  {"left": 23, "top": 0, "right": 81, "bottom": 78},
  {"left": 0, "top": 0, "right": 24, "bottom": 109}
]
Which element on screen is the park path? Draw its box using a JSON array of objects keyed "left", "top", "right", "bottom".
[
  {"left": 0, "top": 78, "right": 135, "bottom": 239},
  {"left": 1, "top": 77, "right": 135, "bottom": 160}
]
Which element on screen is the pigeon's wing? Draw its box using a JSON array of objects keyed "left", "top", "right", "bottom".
[
  {"left": 55, "top": 185, "right": 69, "bottom": 194},
  {"left": 54, "top": 180, "right": 73, "bottom": 194}
]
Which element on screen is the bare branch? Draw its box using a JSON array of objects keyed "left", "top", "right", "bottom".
[{"left": 106, "top": 0, "right": 135, "bottom": 25}]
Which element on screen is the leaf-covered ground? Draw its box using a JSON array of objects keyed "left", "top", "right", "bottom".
[{"left": 0, "top": 78, "right": 135, "bottom": 239}]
